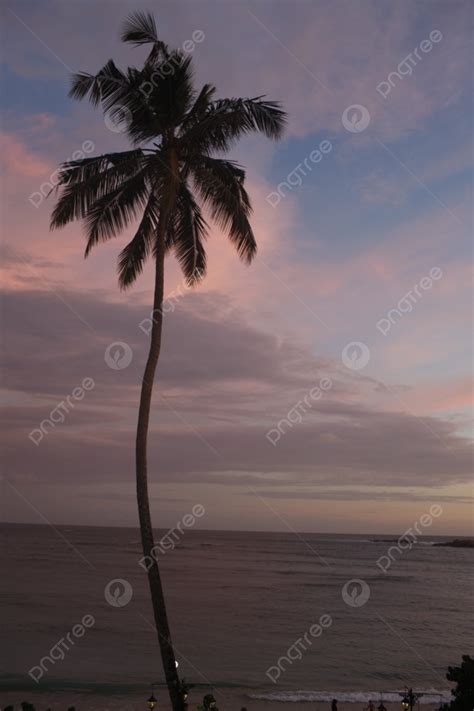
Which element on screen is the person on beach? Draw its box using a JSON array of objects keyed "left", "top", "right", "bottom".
[
  {"left": 367, "top": 700, "right": 375, "bottom": 711},
  {"left": 332, "top": 699, "right": 338, "bottom": 711}
]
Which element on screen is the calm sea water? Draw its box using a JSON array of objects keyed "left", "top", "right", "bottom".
[{"left": 1, "top": 524, "right": 472, "bottom": 708}]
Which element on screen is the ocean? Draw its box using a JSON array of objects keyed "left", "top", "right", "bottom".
[{"left": 1, "top": 524, "right": 471, "bottom": 709}]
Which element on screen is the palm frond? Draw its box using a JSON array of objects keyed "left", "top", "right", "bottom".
[
  {"left": 121, "top": 11, "right": 158, "bottom": 46},
  {"left": 95, "top": 56, "right": 195, "bottom": 145},
  {"left": 50, "top": 151, "right": 147, "bottom": 230},
  {"left": 179, "top": 101, "right": 250, "bottom": 154},
  {"left": 69, "top": 72, "right": 102, "bottom": 105},
  {"left": 191, "top": 157, "right": 256, "bottom": 263},
  {"left": 180, "top": 96, "right": 287, "bottom": 155},
  {"left": 84, "top": 173, "right": 149, "bottom": 257},
  {"left": 118, "top": 195, "right": 160, "bottom": 289},
  {"left": 179, "top": 83, "right": 216, "bottom": 134},
  {"left": 93, "top": 60, "right": 129, "bottom": 110},
  {"left": 68, "top": 59, "right": 161, "bottom": 142},
  {"left": 122, "top": 11, "right": 170, "bottom": 68},
  {"left": 69, "top": 60, "right": 128, "bottom": 107},
  {"left": 239, "top": 97, "right": 287, "bottom": 139},
  {"left": 55, "top": 150, "right": 145, "bottom": 187},
  {"left": 168, "top": 181, "right": 208, "bottom": 284}
]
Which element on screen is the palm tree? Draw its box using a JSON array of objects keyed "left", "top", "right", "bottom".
[{"left": 51, "top": 12, "right": 286, "bottom": 711}]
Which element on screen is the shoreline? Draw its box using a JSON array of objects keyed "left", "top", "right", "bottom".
[{"left": 0, "top": 690, "right": 450, "bottom": 710}]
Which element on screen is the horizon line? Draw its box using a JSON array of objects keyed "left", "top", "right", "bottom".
[{"left": 1, "top": 521, "right": 472, "bottom": 539}]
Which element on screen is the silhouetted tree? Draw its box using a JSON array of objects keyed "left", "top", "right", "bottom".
[
  {"left": 50, "top": 11, "right": 286, "bottom": 711},
  {"left": 440, "top": 655, "right": 474, "bottom": 711},
  {"left": 197, "top": 694, "right": 218, "bottom": 710}
]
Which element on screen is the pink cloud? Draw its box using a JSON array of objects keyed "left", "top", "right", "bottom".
[
  {"left": 0, "top": 131, "right": 52, "bottom": 178},
  {"left": 400, "top": 377, "right": 473, "bottom": 416}
]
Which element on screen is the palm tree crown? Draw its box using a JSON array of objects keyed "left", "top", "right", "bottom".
[{"left": 51, "top": 11, "right": 287, "bottom": 287}]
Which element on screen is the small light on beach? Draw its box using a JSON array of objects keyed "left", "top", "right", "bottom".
[
  {"left": 180, "top": 678, "right": 189, "bottom": 707},
  {"left": 147, "top": 693, "right": 157, "bottom": 710},
  {"left": 400, "top": 688, "right": 423, "bottom": 711}
]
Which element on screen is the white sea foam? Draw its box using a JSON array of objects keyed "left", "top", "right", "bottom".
[{"left": 250, "top": 689, "right": 451, "bottom": 704}]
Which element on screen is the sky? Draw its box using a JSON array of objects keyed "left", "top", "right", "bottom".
[{"left": 1, "top": 0, "right": 472, "bottom": 535}]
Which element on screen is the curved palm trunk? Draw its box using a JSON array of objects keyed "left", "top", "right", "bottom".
[{"left": 136, "top": 159, "right": 184, "bottom": 711}]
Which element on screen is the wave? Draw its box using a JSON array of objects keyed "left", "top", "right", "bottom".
[
  {"left": 331, "top": 538, "right": 373, "bottom": 544},
  {"left": 249, "top": 689, "right": 451, "bottom": 704},
  {"left": 370, "top": 539, "right": 426, "bottom": 544}
]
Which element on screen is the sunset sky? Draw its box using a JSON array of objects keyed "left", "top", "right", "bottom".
[{"left": 1, "top": 0, "right": 472, "bottom": 534}]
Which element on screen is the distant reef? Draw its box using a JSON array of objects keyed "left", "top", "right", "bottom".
[{"left": 433, "top": 538, "right": 474, "bottom": 548}]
